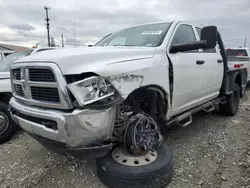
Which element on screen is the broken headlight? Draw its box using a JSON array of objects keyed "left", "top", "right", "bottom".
[{"left": 67, "top": 76, "right": 115, "bottom": 106}]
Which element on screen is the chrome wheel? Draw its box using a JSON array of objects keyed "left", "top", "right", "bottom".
[
  {"left": 0, "top": 112, "right": 9, "bottom": 134},
  {"left": 124, "top": 113, "right": 163, "bottom": 156},
  {"left": 112, "top": 146, "right": 158, "bottom": 166}
]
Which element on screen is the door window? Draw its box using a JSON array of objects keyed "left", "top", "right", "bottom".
[{"left": 171, "top": 24, "right": 197, "bottom": 45}]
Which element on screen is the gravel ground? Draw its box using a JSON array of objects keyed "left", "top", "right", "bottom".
[{"left": 1, "top": 91, "right": 250, "bottom": 188}]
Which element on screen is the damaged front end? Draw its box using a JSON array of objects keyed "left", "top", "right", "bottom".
[
  {"left": 65, "top": 74, "right": 165, "bottom": 156},
  {"left": 9, "top": 73, "right": 119, "bottom": 157},
  {"left": 10, "top": 70, "right": 165, "bottom": 157}
]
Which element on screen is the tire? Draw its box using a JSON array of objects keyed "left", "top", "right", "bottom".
[
  {"left": 0, "top": 102, "right": 17, "bottom": 144},
  {"left": 240, "top": 85, "right": 246, "bottom": 98},
  {"left": 219, "top": 82, "right": 240, "bottom": 116},
  {"left": 96, "top": 144, "right": 173, "bottom": 188}
]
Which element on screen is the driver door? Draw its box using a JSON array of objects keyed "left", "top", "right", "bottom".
[{"left": 168, "top": 24, "right": 205, "bottom": 113}]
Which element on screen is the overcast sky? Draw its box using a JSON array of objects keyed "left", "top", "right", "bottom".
[{"left": 0, "top": 0, "right": 249, "bottom": 47}]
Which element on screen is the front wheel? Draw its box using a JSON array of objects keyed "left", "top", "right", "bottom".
[
  {"left": 0, "top": 102, "right": 17, "bottom": 144},
  {"left": 96, "top": 144, "right": 173, "bottom": 188},
  {"left": 219, "top": 82, "right": 240, "bottom": 116}
]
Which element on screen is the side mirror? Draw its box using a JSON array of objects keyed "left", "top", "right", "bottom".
[
  {"left": 170, "top": 25, "right": 218, "bottom": 53},
  {"left": 200, "top": 26, "right": 217, "bottom": 49},
  {"left": 170, "top": 41, "right": 207, "bottom": 53}
]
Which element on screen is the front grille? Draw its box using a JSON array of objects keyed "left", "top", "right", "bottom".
[
  {"left": 13, "top": 84, "right": 24, "bottom": 97},
  {"left": 31, "top": 86, "right": 60, "bottom": 103},
  {"left": 12, "top": 69, "right": 21, "bottom": 80},
  {"left": 11, "top": 63, "right": 72, "bottom": 109},
  {"left": 29, "top": 68, "right": 56, "bottom": 82}
]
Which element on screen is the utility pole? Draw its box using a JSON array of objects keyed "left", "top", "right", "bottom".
[
  {"left": 244, "top": 37, "right": 247, "bottom": 47},
  {"left": 44, "top": 6, "right": 51, "bottom": 47},
  {"left": 50, "top": 37, "right": 56, "bottom": 47},
  {"left": 61, "top": 33, "right": 64, "bottom": 47},
  {"left": 73, "top": 18, "right": 76, "bottom": 47}
]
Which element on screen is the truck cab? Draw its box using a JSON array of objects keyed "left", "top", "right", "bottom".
[{"left": 163, "top": 22, "right": 224, "bottom": 116}]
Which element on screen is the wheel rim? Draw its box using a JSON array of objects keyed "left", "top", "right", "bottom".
[
  {"left": 124, "top": 113, "right": 163, "bottom": 156},
  {"left": 112, "top": 146, "right": 158, "bottom": 166},
  {"left": 0, "top": 112, "right": 9, "bottom": 134}
]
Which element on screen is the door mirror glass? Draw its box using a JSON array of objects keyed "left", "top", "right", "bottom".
[{"left": 200, "top": 26, "right": 217, "bottom": 49}]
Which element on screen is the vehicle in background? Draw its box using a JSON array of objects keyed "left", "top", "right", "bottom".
[
  {"left": 0, "top": 47, "right": 56, "bottom": 144},
  {"left": 9, "top": 21, "right": 246, "bottom": 188},
  {"left": 226, "top": 47, "right": 249, "bottom": 96},
  {"left": 0, "top": 51, "right": 14, "bottom": 62}
]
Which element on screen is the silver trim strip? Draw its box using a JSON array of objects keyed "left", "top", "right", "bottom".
[{"left": 27, "top": 81, "right": 57, "bottom": 88}]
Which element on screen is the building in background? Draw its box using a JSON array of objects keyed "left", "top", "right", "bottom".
[{"left": 0, "top": 43, "right": 29, "bottom": 52}]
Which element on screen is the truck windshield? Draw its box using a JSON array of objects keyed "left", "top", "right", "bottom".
[
  {"left": 95, "top": 22, "right": 172, "bottom": 47},
  {"left": 226, "top": 49, "right": 248, "bottom": 57},
  {"left": 0, "top": 50, "right": 32, "bottom": 72}
]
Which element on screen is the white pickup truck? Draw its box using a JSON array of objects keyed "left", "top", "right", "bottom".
[
  {"left": 9, "top": 21, "right": 246, "bottom": 188},
  {"left": 0, "top": 48, "right": 56, "bottom": 144},
  {"left": 0, "top": 51, "right": 14, "bottom": 62}
]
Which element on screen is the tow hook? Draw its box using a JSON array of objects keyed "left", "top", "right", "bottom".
[{"left": 124, "top": 113, "right": 163, "bottom": 156}]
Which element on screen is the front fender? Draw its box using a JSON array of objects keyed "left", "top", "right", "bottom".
[{"left": 106, "top": 65, "right": 170, "bottom": 100}]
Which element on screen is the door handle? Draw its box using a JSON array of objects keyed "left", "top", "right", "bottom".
[
  {"left": 217, "top": 59, "right": 223, "bottom": 63},
  {"left": 196, "top": 60, "right": 205, "bottom": 65}
]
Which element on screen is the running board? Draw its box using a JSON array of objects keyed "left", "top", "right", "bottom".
[
  {"left": 168, "top": 98, "right": 220, "bottom": 127},
  {"left": 202, "top": 102, "right": 215, "bottom": 112},
  {"left": 176, "top": 113, "right": 192, "bottom": 127}
]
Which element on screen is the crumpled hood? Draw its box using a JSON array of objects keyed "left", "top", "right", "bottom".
[{"left": 15, "top": 46, "right": 156, "bottom": 75}]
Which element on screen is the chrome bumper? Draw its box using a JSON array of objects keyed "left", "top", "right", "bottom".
[{"left": 9, "top": 98, "right": 116, "bottom": 148}]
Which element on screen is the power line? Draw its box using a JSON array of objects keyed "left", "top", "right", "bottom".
[{"left": 44, "top": 6, "right": 51, "bottom": 47}]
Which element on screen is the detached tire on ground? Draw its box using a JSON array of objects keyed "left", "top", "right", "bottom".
[
  {"left": 219, "top": 82, "right": 240, "bottom": 116},
  {"left": 0, "top": 102, "right": 17, "bottom": 144},
  {"left": 96, "top": 144, "right": 173, "bottom": 188}
]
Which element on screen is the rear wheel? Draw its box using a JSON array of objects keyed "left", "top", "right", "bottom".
[
  {"left": 219, "top": 82, "right": 240, "bottom": 116},
  {"left": 240, "top": 85, "right": 246, "bottom": 98},
  {"left": 96, "top": 144, "right": 173, "bottom": 188},
  {"left": 0, "top": 102, "right": 17, "bottom": 144}
]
